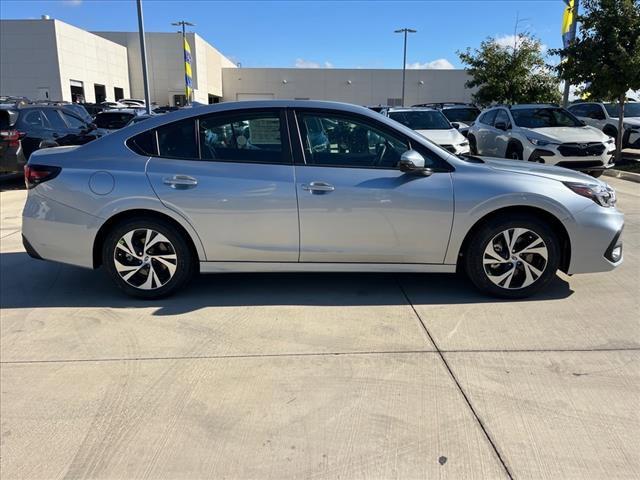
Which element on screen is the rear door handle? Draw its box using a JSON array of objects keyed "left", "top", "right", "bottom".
[
  {"left": 302, "top": 181, "right": 335, "bottom": 193},
  {"left": 163, "top": 175, "right": 198, "bottom": 189}
]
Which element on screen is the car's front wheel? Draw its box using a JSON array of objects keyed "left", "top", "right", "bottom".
[
  {"left": 102, "top": 217, "right": 195, "bottom": 299},
  {"left": 464, "top": 215, "right": 561, "bottom": 298}
]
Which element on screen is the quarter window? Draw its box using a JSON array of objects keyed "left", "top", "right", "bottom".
[
  {"left": 61, "top": 111, "right": 86, "bottom": 129},
  {"left": 199, "top": 112, "right": 285, "bottom": 163},
  {"left": 23, "top": 110, "right": 45, "bottom": 127},
  {"left": 157, "top": 118, "right": 197, "bottom": 159},
  {"left": 298, "top": 113, "right": 409, "bottom": 168}
]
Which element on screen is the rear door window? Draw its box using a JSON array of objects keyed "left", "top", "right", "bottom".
[
  {"left": 198, "top": 111, "right": 286, "bottom": 164},
  {"left": 22, "top": 110, "right": 46, "bottom": 128},
  {"left": 479, "top": 110, "right": 497, "bottom": 126},
  {"left": 42, "top": 109, "right": 67, "bottom": 129}
]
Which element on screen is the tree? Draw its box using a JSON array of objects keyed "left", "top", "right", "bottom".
[
  {"left": 458, "top": 34, "right": 561, "bottom": 107},
  {"left": 552, "top": 0, "right": 640, "bottom": 162}
]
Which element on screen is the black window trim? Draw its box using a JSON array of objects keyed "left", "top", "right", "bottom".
[
  {"left": 290, "top": 107, "right": 453, "bottom": 172},
  {"left": 126, "top": 107, "right": 292, "bottom": 165}
]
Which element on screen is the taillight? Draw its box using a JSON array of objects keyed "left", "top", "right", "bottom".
[
  {"left": 0, "top": 129, "right": 24, "bottom": 148},
  {"left": 24, "top": 164, "right": 61, "bottom": 189}
]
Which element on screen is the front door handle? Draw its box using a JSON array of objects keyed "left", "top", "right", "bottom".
[
  {"left": 302, "top": 181, "right": 335, "bottom": 193},
  {"left": 163, "top": 175, "right": 198, "bottom": 189}
]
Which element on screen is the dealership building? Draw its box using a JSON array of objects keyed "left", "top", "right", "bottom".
[{"left": 0, "top": 17, "right": 473, "bottom": 107}]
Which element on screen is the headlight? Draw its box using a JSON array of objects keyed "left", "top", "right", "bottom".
[
  {"left": 458, "top": 141, "right": 469, "bottom": 147},
  {"left": 563, "top": 181, "right": 616, "bottom": 207},
  {"left": 527, "top": 137, "right": 557, "bottom": 147}
]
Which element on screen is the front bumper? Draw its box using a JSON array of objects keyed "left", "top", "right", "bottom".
[
  {"left": 525, "top": 142, "right": 615, "bottom": 171},
  {"left": 565, "top": 203, "right": 624, "bottom": 274}
]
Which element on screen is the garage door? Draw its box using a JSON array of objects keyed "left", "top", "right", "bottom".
[{"left": 236, "top": 93, "right": 275, "bottom": 101}]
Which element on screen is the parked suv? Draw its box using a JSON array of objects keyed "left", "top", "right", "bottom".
[
  {"left": 413, "top": 103, "right": 480, "bottom": 137},
  {"left": 94, "top": 109, "right": 145, "bottom": 134},
  {"left": 0, "top": 109, "right": 26, "bottom": 173},
  {"left": 382, "top": 107, "right": 469, "bottom": 154},
  {"left": 0, "top": 104, "right": 101, "bottom": 160},
  {"left": 467, "top": 104, "right": 615, "bottom": 177},
  {"left": 22, "top": 101, "right": 623, "bottom": 300},
  {"left": 568, "top": 101, "right": 640, "bottom": 149}
]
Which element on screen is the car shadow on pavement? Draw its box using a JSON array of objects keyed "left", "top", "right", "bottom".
[{"left": 0, "top": 252, "right": 573, "bottom": 315}]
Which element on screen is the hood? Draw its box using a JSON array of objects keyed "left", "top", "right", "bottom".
[
  {"left": 528, "top": 126, "right": 607, "bottom": 143},
  {"left": 415, "top": 128, "right": 466, "bottom": 146},
  {"left": 481, "top": 157, "right": 607, "bottom": 185}
]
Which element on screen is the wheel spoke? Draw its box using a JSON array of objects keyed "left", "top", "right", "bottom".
[
  {"left": 491, "top": 266, "right": 515, "bottom": 287},
  {"left": 118, "top": 231, "right": 139, "bottom": 258},
  {"left": 145, "top": 232, "right": 170, "bottom": 253},
  {"left": 153, "top": 254, "right": 177, "bottom": 276}
]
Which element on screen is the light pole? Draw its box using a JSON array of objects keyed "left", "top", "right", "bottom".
[
  {"left": 172, "top": 20, "right": 195, "bottom": 105},
  {"left": 394, "top": 28, "right": 416, "bottom": 107},
  {"left": 136, "top": 0, "right": 151, "bottom": 114}
]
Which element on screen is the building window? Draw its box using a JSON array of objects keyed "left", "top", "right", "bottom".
[
  {"left": 94, "top": 84, "right": 106, "bottom": 104},
  {"left": 70, "top": 80, "right": 85, "bottom": 103},
  {"left": 114, "top": 87, "right": 124, "bottom": 101},
  {"left": 174, "top": 95, "right": 187, "bottom": 107}
]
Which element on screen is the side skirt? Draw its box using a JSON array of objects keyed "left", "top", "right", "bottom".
[{"left": 199, "top": 262, "right": 457, "bottom": 274}]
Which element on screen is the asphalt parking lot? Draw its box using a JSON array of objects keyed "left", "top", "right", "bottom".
[{"left": 0, "top": 177, "right": 638, "bottom": 479}]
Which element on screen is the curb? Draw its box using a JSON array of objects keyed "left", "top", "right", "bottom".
[{"left": 604, "top": 169, "right": 640, "bottom": 183}]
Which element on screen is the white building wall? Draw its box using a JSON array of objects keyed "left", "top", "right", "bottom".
[
  {"left": 95, "top": 31, "right": 235, "bottom": 106},
  {"left": 54, "top": 21, "right": 129, "bottom": 103},
  {"left": 222, "top": 68, "right": 474, "bottom": 106},
  {"left": 0, "top": 19, "right": 63, "bottom": 101}
]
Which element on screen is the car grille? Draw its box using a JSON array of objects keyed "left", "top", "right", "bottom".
[
  {"left": 555, "top": 160, "right": 604, "bottom": 169},
  {"left": 557, "top": 142, "right": 605, "bottom": 157},
  {"left": 440, "top": 144, "right": 456, "bottom": 153}
]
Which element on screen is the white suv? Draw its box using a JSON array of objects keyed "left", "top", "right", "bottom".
[
  {"left": 567, "top": 101, "right": 640, "bottom": 149},
  {"left": 382, "top": 107, "right": 470, "bottom": 154},
  {"left": 467, "top": 104, "right": 615, "bottom": 177}
]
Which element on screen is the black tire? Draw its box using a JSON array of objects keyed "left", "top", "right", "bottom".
[
  {"left": 588, "top": 170, "right": 604, "bottom": 178},
  {"left": 102, "top": 217, "right": 195, "bottom": 299},
  {"left": 505, "top": 142, "right": 524, "bottom": 160},
  {"left": 468, "top": 135, "right": 478, "bottom": 155},
  {"left": 603, "top": 126, "right": 618, "bottom": 140},
  {"left": 464, "top": 214, "right": 561, "bottom": 299}
]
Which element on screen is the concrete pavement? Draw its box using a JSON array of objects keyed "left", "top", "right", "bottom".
[{"left": 1, "top": 177, "right": 638, "bottom": 479}]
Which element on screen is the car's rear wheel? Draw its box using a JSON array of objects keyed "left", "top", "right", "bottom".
[
  {"left": 464, "top": 215, "right": 560, "bottom": 298},
  {"left": 102, "top": 217, "right": 194, "bottom": 299}
]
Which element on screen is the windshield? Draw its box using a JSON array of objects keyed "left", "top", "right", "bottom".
[
  {"left": 388, "top": 110, "right": 451, "bottom": 130},
  {"left": 95, "top": 112, "right": 134, "bottom": 129},
  {"left": 511, "top": 108, "right": 582, "bottom": 128},
  {"left": 604, "top": 102, "right": 640, "bottom": 118},
  {"left": 442, "top": 107, "right": 480, "bottom": 123}
]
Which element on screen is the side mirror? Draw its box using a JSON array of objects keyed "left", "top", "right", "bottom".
[
  {"left": 398, "top": 150, "right": 432, "bottom": 175},
  {"left": 579, "top": 120, "right": 587, "bottom": 126},
  {"left": 451, "top": 122, "right": 460, "bottom": 129},
  {"left": 494, "top": 121, "right": 508, "bottom": 131}
]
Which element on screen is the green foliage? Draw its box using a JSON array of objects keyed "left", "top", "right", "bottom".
[
  {"left": 552, "top": 0, "right": 640, "bottom": 102},
  {"left": 458, "top": 34, "right": 561, "bottom": 106}
]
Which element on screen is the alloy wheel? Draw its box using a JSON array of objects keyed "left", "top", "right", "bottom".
[
  {"left": 483, "top": 228, "right": 548, "bottom": 290},
  {"left": 113, "top": 228, "right": 178, "bottom": 290}
]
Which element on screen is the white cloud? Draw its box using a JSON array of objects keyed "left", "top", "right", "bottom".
[
  {"left": 406, "top": 58, "right": 454, "bottom": 70},
  {"left": 294, "top": 58, "right": 333, "bottom": 69},
  {"left": 494, "top": 34, "right": 547, "bottom": 52}
]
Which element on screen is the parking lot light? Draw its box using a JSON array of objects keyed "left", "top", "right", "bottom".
[{"left": 394, "top": 28, "right": 417, "bottom": 107}]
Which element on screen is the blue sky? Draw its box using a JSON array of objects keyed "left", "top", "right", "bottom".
[{"left": 0, "top": 0, "right": 567, "bottom": 69}]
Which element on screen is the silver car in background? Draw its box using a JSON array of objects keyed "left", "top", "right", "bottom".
[{"left": 22, "top": 100, "right": 623, "bottom": 299}]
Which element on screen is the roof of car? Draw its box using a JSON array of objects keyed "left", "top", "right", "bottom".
[
  {"left": 508, "top": 104, "right": 561, "bottom": 109},
  {"left": 386, "top": 107, "right": 438, "bottom": 113},
  {"left": 100, "top": 108, "right": 142, "bottom": 114}
]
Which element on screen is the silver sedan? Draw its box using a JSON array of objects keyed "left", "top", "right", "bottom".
[{"left": 21, "top": 100, "right": 624, "bottom": 299}]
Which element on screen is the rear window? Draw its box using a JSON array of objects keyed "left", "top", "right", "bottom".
[
  {"left": 95, "top": 112, "right": 135, "bottom": 129},
  {"left": 157, "top": 118, "right": 197, "bottom": 159},
  {"left": 388, "top": 110, "right": 451, "bottom": 130},
  {"left": 442, "top": 107, "right": 480, "bottom": 123}
]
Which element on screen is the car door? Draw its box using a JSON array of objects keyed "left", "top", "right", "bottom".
[
  {"left": 145, "top": 109, "right": 299, "bottom": 262},
  {"left": 291, "top": 109, "right": 454, "bottom": 264},
  {"left": 475, "top": 110, "right": 497, "bottom": 155},
  {"left": 585, "top": 104, "right": 608, "bottom": 130},
  {"left": 492, "top": 109, "right": 512, "bottom": 157},
  {"left": 59, "top": 110, "right": 99, "bottom": 145}
]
